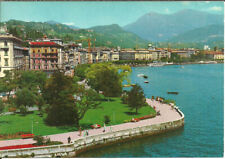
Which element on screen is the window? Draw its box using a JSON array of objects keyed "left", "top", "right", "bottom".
[
  {"left": 52, "top": 49, "right": 54, "bottom": 52},
  {"left": 4, "top": 58, "right": 8, "bottom": 66},
  {"left": 45, "top": 49, "right": 47, "bottom": 53},
  {"left": 33, "top": 50, "right": 35, "bottom": 53},
  {"left": 38, "top": 49, "right": 40, "bottom": 53},
  {"left": 4, "top": 50, "right": 8, "bottom": 56},
  {"left": 4, "top": 41, "right": 7, "bottom": 46}
]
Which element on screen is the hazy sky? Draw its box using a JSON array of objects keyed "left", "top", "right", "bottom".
[{"left": 1, "top": 1, "right": 224, "bottom": 28}]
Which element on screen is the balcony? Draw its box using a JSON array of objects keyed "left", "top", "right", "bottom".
[{"left": 1, "top": 45, "right": 9, "bottom": 51}]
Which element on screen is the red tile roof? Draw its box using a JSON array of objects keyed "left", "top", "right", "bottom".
[{"left": 29, "top": 41, "right": 62, "bottom": 47}]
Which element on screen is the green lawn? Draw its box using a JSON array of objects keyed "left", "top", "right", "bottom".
[{"left": 0, "top": 98, "right": 156, "bottom": 137}]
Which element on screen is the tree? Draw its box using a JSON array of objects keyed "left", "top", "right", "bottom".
[
  {"left": 127, "top": 84, "right": 146, "bottom": 114},
  {"left": 74, "top": 85, "right": 101, "bottom": 126},
  {"left": 74, "top": 64, "right": 91, "bottom": 81},
  {"left": 43, "top": 70, "right": 77, "bottom": 126},
  {"left": 0, "top": 70, "right": 19, "bottom": 101},
  {"left": 17, "top": 70, "right": 47, "bottom": 92},
  {"left": 86, "top": 63, "right": 131, "bottom": 98},
  {"left": 14, "top": 87, "right": 36, "bottom": 110}
]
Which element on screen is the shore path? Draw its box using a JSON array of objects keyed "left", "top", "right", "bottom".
[{"left": 0, "top": 99, "right": 182, "bottom": 147}]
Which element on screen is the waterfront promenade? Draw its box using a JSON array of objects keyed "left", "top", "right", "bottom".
[{"left": 0, "top": 99, "right": 182, "bottom": 148}]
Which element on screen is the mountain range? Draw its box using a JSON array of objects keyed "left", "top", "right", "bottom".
[
  {"left": 1, "top": 9, "right": 224, "bottom": 49},
  {"left": 124, "top": 9, "right": 224, "bottom": 42}
]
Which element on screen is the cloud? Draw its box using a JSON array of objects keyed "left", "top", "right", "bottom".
[
  {"left": 209, "top": 6, "right": 223, "bottom": 11},
  {"left": 62, "top": 22, "right": 75, "bottom": 26}
]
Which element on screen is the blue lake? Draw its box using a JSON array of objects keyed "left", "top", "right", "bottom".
[{"left": 79, "top": 64, "right": 224, "bottom": 157}]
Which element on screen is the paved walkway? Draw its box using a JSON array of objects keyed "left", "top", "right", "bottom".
[{"left": 0, "top": 99, "right": 182, "bottom": 147}]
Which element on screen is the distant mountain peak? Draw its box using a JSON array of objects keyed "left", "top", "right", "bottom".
[
  {"left": 124, "top": 9, "right": 224, "bottom": 42},
  {"left": 45, "top": 20, "right": 60, "bottom": 25}
]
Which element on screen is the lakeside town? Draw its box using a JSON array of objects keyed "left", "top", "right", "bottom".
[
  {"left": 0, "top": 1, "right": 224, "bottom": 157},
  {"left": 0, "top": 24, "right": 223, "bottom": 78}
]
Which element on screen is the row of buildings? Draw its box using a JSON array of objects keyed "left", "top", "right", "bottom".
[{"left": 0, "top": 26, "right": 224, "bottom": 77}]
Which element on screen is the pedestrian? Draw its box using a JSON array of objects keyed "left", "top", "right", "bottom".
[
  {"left": 103, "top": 123, "right": 106, "bottom": 132},
  {"left": 78, "top": 127, "right": 82, "bottom": 136},
  {"left": 86, "top": 130, "right": 89, "bottom": 136},
  {"left": 67, "top": 136, "right": 71, "bottom": 143}
]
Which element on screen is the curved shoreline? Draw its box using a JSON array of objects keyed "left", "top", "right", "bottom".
[{"left": 0, "top": 99, "right": 184, "bottom": 158}]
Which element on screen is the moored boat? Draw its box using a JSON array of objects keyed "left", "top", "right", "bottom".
[{"left": 167, "top": 92, "right": 179, "bottom": 95}]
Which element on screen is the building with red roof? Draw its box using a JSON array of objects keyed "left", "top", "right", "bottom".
[{"left": 29, "top": 40, "right": 63, "bottom": 72}]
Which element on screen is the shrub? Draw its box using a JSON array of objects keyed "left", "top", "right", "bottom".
[
  {"left": 31, "top": 153, "right": 35, "bottom": 157},
  {"left": 104, "top": 115, "right": 110, "bottom": 124},
  {"left": 33, "top": 135, "right": 45, "bottom": 146},
  {"left": 19, "top": 105, "right": 27, "bottom": 115}
]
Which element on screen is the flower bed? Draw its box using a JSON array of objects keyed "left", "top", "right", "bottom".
[
  {"left": 0, "top": 144, "right": 45, "bottom": 150},
  {"left": 138, "top": 114, "right": 156, "bottom": 120}
]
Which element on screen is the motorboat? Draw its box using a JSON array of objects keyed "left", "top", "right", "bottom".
[
  {"left": 137, "top": 74, "right": 144, "bottom": 77},
  {"left": 144, "top": 81, "right": 149, "bottom": 83},
  {"left": 167, "top": 92, "right": 179, "bottom": 95}
]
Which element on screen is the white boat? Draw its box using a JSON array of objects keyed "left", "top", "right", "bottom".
[{"left": 137, "top": 74, "right": 144, "bottom": 77}]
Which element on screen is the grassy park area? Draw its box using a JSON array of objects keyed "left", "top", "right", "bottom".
[{"left": 0, "top": 98, "right": 156, "bottom": 138}]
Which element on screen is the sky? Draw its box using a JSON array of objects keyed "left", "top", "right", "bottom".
[{"left": 1, "top": 1, "right": 224, "bottom": 28}]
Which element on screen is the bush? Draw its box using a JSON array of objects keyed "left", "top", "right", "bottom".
[
  {"left": 104, "top": 115, "right": 110, "bottom": 124},
  {"left": 31, "top": 153, "right": 35, "bottom": 157},
  {"left": 33, "top": 135, "right": 45, "bottom": 146},
  {"left": 19, "top": 105, "right": 27, "bottom": 115}
]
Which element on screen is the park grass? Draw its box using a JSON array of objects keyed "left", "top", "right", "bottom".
[
  {"left": 0, "top": 97, "right": 156, "bottom": 138},
  {"left": 80, "top": 97, "right": 156, "bottom": 126}
]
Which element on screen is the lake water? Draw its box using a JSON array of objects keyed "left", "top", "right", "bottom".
[{"left": 79, "top": 64, "right": 224, "bottom": 157}]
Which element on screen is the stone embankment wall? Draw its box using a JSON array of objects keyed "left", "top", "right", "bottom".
[{"left": 0, "top": 108, "right": 184, "bottom": 158}]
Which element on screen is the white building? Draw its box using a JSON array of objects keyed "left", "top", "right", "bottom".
[{"left": 0, "top": 26, "right": 25, "bottom": 77}]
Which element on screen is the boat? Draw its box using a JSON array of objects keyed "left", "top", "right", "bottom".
[
  {"left": 137, "top": 74, "right": 144, "bottom": 77},
  {"left": 143, "top": 75, "right": 148, "bottom": 79},
  {"left": 144, "top": 81, "right": 149, "bottom": 83},
  {"left": 167, "top": 92, "right": 179, "bottom": 95}
]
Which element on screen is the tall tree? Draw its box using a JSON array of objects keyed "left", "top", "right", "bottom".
[
  {"left": 43, "top": 70, "right": 77, "bottom": 126},
  {"left": 127, "top": 84, "right": 146, "bottom": 114},
  {"left": 74, "top": 85, "right": 101, "bottom": 126},
  {"left": 86, "top": 63, "right": 131, "bottom": 97}
]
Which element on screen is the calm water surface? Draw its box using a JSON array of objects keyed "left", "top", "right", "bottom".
[{"left": 79, "top": 64, "right": 224, "bottom": 157}]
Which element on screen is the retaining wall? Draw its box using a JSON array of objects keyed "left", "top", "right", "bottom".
[{"left": 0, "top": 108, "right": 184, "bottom": 158}]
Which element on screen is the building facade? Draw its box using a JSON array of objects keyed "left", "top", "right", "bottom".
[
  {"left": 0, "top": 34, "right": 26, "bottom": 77},
  {"left": 29, "top": 41, "right": 63, "bottom": 72}
]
